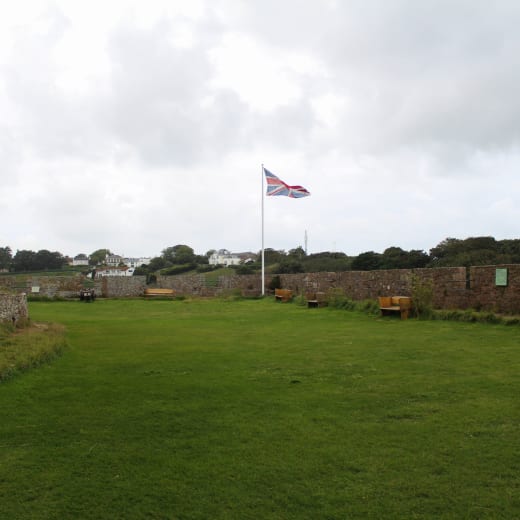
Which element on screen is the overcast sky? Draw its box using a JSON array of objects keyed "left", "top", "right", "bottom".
[{"left": 2, "top": 1, "right": 520, "bottom": 259}]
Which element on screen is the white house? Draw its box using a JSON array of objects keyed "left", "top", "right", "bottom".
[
  {"left": 94, "top": 266, "right": 134, "bottom": 278},
  {"left": 209, "top": 249, "right": 242, "bottom": 266},
  {"left": 72, "top": 254, "right": 89, "bottom": 266},
  {"left": 124, "top": 257, "right": 152, "bottom": 268},
  {"left": 105, "top": 254, "right": 125, "bottom": 267}
]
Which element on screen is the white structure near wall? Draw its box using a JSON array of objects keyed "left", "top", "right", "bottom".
[
  {"left": 72, "top": 254, "right": 89, "bottom": 266},
  {"left": 209, "top": 249, "right": 242, "bottom": 266},
  {"left": 124, "top": 257, "right": 151, "bottom": 268},
  {"left": 94, "top": 266, "right": 134, "bottom": 277}
]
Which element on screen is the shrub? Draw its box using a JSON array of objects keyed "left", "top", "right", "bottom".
[
  {"left": 160, "top": 263, "right": 197, "bottom": 276},
  {"left": 235, "top": 264, "right": 255, "bottom": 275},
  {"left": 268, "top": 275, "right": 281, "bottom": 291},
  {"left": 411, "top": 275, "right": 434, "bottom": 319},
  {"left": 196, "top": 265, "right": 218, "bottom": 273},
  {"left": 326, "top": 289, "right": 356, "bottom": 310},
  {"left": 357, "top": 298, "right": 380, "bottom": 315}
]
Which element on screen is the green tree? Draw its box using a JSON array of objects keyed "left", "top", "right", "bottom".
[
  {"left": 262, "top": 248, "right": 285, "bottom": 265},
  {"left": 162, "top": 245, "right": 195, "bottom": 265},
  {"left": 89, "top": 249, "right": 112, "bottom": 266},
  {"left": 351, "top": 251, "right": 382, "bottom": 271},
  {"left": 277, "top": 258, "right": 304, "bottom": 274},
  {"left": 429, "top": 236, "right": 500, "bottom": 267},
  {"left": 34, "top": 250, "right": 66, "bottom": 270},
  {"left": 380, "top": 247, "right": 429, "bottom": 269},
  {"left": 303, "top": 251, "right": 352, "bottom": 272},
  {"left": 498, "top": 239, "right": 520, "bottom": 263},
  {"left": 287, "top": 246, "right": 306, "bottom": 261},
  {"left": 148, "top": 257, "right": 168, "bottom": 272},
  {"left": 12, "top": 250, "right": 37, "bottom": 271},
  {"left": 0, "top": 246, "right": 12, "bottom": 270}
]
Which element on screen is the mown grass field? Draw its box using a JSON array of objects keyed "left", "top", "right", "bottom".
[{"left": 1, "top": 298, "right": 520, "bottom": 519}]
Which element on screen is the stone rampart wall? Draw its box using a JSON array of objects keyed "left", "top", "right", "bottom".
[
  {"left": 0, "top": 275, "right": 86, "bottom": 299},
  {"left": 1, "top": 265, "right": 519, "bottom": 313},
  {"left": 156, "top": 274, "right": 261, "bottom": 297},
  {"left": 0, "top": 293, "right": 29, "bottom": 323},
  {"left": 102, "top": 276, "right": 146, "bottom": 297},
  {"left": 469, "top": 265, "right": 520, "bottom": 314}
]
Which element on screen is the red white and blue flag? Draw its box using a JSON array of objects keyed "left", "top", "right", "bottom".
[{"left": 264, "top": 167, "right": 311, "bottom": 198}]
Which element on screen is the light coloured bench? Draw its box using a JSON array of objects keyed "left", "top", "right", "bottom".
[
  {"left": 274, "top": 288, "right": 293, "bottom": 302},
  {"left": 144, "top": 288, "right": 176, "bottom": 298},
  {"left": 306, "top": 291, "right": 327, "bottom": 308},
  {"left": 378, "top": 296, "right": 412, "bottom": 320}
]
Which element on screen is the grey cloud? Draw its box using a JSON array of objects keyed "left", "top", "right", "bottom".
[
  {"left": 104, "top": 19, "right": 253, "bottom": 166},
  {"left": 232, "top": 1, "right": 520, "bottom": 162}
]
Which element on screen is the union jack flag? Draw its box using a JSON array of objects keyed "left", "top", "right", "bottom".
[{"left": 264, "top": 168, "right": 311, "bottom": 198}]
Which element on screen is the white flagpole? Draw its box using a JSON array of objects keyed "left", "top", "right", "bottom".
[{"left": 261, "top": 163, "right": 265, "bottom": 296}]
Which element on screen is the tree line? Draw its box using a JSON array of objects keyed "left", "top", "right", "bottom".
[
  {"left": 0, "top": 247, "right": 66, "bottom": 272},
  {"left": 2, "top": 236, "right": 520, "bottom": 274}
]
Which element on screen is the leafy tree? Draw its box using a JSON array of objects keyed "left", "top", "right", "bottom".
[
  {"left": 147, "top": 257, "right": 168, "bottom": 272},
  {"left": 133, "top": 265, "right": 149, "bottom": 276},
  {"left": 351, "top": 251, "right": 382, "bottom": 271},
  {"left": 498, "top": 239, "right": 520, "bottom": 263},
  {"left": 34, "top": 250, "right": 66, "bottom": 270},
  {"left": 429, "top": 236, "right": 500, "bottom": 267},
  {"left": 262, "top": 248, "right": 285, "bottom": 265},
  {"left": 12, "top": 249, "right": 66, "bottom": 271},
  {"left": 0, "top": 246, "right": 12, "bottom": 270},
  {"left": 380, "top": 247, "right": 429, "bottom": 269},
  {"left": 12, "top": 250, "right": 37, "bottom": 271},
  {"left": 303, "top": 251, "right": 352, "bottom": 272},
  {"left": 287, "top": 246, "right": 306, "bottom": 261},
  {"left": 235, "top": 264, "right": 254, "bottom": 275},
  {"left": 162, "top": 245, "right": 195, "bottom": 265},
  {"left": 195, "top": 254, "right": 209, "bottom": 265},
  {"left": 90, "top": 249, "right": 112, "bottom": 266},
  {"left": 277, "top": 258, "right": 304, "bottom": 274}
]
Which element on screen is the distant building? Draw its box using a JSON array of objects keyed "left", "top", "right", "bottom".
[
  {"left": 72, "top": 254, "right": 89, "bottom": 266},
  {"left": 124, "top": 257, "right": 151, "bottom": 268},
  {"left": 209, "top": 249, "right": 255, "bottom": 266},
  {"left": 94, "top": 266, "right": 134, "bottom": 278},
  {"left": 105, "top": 254, "right": 124, "bottom": 267}
]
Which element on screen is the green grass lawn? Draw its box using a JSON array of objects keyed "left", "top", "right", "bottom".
[{"left": 1, "top": 299, "right": 520, "bottom": 519}]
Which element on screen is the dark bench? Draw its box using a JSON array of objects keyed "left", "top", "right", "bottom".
[
  {"left": 79, "top": 289, "right": 96, "bottom": 302},
  {"left": 378, "top": 296, "right": 412, "bottom": 320}
]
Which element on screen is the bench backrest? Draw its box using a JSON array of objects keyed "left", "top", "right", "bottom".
[
  {"left": 145, "top": 288, "right": 175, "bottom": 294},
  {"left": 378, "top": 296, "right": 392, "bottom": 307},
  {"left": 398, "top": 297, "right": 412, "bottom": 310},
  {"left": 315, "top": 292, "right": 326, "bottom": 302}
]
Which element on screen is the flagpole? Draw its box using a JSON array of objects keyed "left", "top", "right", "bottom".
[{"left": 261, "top": 163, "right": 265, "bottom": 296}]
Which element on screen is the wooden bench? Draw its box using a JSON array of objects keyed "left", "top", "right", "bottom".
[
  {"left": 274, "top": 288, "right": 293, "bottom": 302},
  {"left": 144, "top": 288, "right": 176, "bottom": 298},
  {"left": 306, "top": 291, "right": 327, "bottom": 308},
  {"left": 378, "top": 296, "right": 412, "bottom": 320}
]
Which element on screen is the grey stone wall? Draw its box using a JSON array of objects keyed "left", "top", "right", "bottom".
[
  {"left": 102, "top": 276, "right": 146, "bottom": 297},
  {"left": 156, "top": 273, "right": 261, "bottom": 297},
  {"left": 0, "top": 275, "right": 86, "bottom": 299},
  {"left": 0, "top": 293, "right": 29, "bottom": 323},
  {"left": 1, "top": 265, "right": 519, "bottom": 313}
]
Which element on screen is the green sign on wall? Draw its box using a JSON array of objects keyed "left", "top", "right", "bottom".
[{"left": 495, "top": 268, "right": 508, "bottom": 287}]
